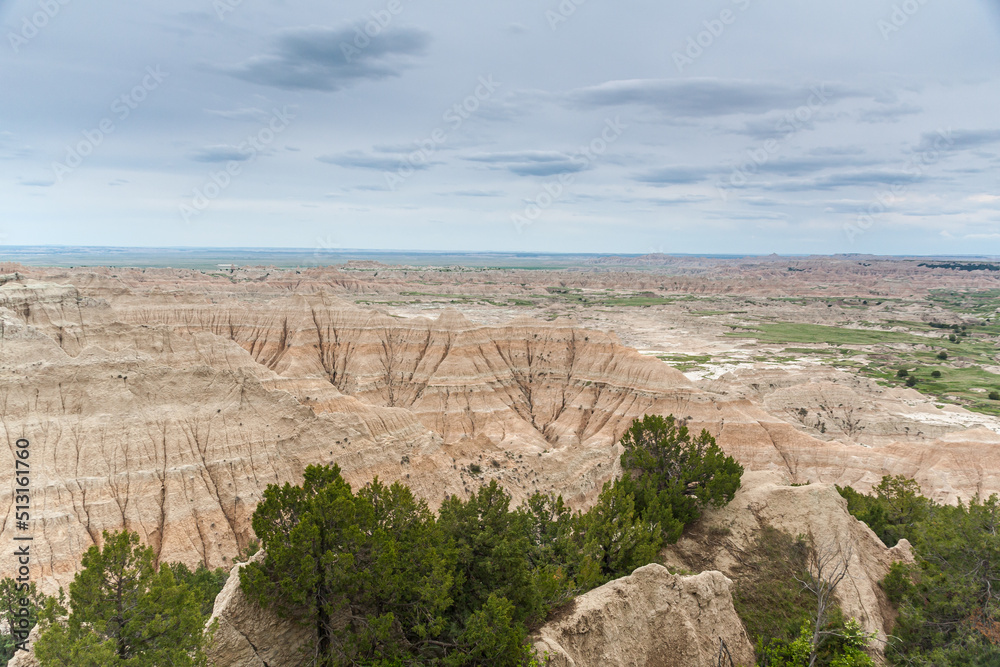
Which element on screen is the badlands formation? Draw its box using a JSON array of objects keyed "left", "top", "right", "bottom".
[{"left": 1, "top": 256, "right": 999, "bottom": 664}]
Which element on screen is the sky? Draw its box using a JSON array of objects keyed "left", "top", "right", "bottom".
[{"left": 1, "top": 0, "right": 999, "bottom": 255}]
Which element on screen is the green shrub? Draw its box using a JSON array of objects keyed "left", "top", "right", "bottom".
[
  {"left": 243, "top": 414, "right": 745, "bottom": 665},
  {"left": 937, "top": 351, "right": 949, "bottom": 360},
  {"left": 989, "top": 391, "right": 1000, "bottom": 401},
  {"left": 880, "top": 562, "right": 913, "bottom": 605},
  {"left": 616, "top": 414, "right": 743, "bottom": 543}
]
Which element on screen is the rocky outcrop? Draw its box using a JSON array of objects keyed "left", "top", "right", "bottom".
[
  {"left": 5, "top": 627, "right": 40, "bottom": 667},
  {"left": 205, "top": 552, "right": 314, "bottom": 667},
  {"left": 663, "top": 471, "right": 913, "bottom": 647},
  {"left": 532, "top": 565, "right": 755, "bottom": 667},
  {"left": 202, "top": 558, "right": 755, "bottom": 667}
]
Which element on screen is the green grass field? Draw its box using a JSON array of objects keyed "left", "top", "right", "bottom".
[{"left": 729, "top": 302, "right": 1000, "bottom": 416}]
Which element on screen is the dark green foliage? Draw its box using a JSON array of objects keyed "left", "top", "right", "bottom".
[
  {"left": 439, "top": 481, "right": 537, "bottom": 625},
  {"left": 518, "top": 492, "right": 584, "bottom": 609},
  {"left": 732, "top": 529, "right": 874, "bottom": 666},
  {"left": 731, "top": 527, "right": 814, "bottom": 645},
  {"left": 245, "top": 414, "right": 744, "bottom": 665},
  {"left": 931, "top": 370, "right": 942, "bottom": 378},
  {"left": 242, "top": 466, "right": 456, "bottom": 665},
  {"left": 838, "top": 479, "right": 1000, "bottom": 665},
  {"left": 906, "top": 376, "right": 917, "bottom": 387},
  {"left": 575, "top": 480, "right": 662, "bottom": 582},
  {"left": 756, "top": 617, "right": 874, "bottom": 667},
  {"left": 938, "top": 350, "right": 949, "bottom": 360},
  {"left": 34, "top": 530, "right": 210, "bottom": 667},
  {"left": 990, "top": 391, "right": 1000, "bottom": 401},
  {"left": 836, "top": 475, "right": 931, "bottom": 548},
  {"left": 880, "top": 562, "right": 912, "bottom": 605},
  {"left": 897, "top": 369, "right": 909, "bottom": 378},
  {"left": 162, "top": 562, "right": 228, "bottom": 617},
  {"left": 617, "top": 414, "right": 743, "bottom": 542}
]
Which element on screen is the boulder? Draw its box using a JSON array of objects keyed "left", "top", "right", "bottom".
[{"left": 532, "top": 565, "right": 755, "bottom": 667}]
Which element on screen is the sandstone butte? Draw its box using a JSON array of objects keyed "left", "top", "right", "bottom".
[{"left": 0, "top": 267, "right": 996, "bottom": 665}]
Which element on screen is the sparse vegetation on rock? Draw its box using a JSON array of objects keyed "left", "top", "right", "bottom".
[{"left": 838, "top": 477, "right": 1000, "bottom": 665}]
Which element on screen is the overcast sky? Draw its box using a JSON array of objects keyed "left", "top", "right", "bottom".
[{"left": 2, "top": 0, "right": 999, "bottom": 254}]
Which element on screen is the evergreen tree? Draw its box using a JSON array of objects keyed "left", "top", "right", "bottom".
[
  {"left": 617, "top": 414, "right": 743, "bottom": 542},
  {"left": 34, "top": 530, "right": 210, "bottom": 667},
  {"left": 242, "top": 465, "right": 457, "bottom": 665}
]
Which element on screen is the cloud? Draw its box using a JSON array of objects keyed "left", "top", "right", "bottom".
[
  {"left": 857, "top": 103, "right": 923, "bottom": 124},
  {"left": 204, "top": 107, "right": 273, "bottom": 123},
  {"left": 443, "top": 189, "right": 506, "bottom": 197},
  {"left": 565, "top": 79, "right": 861, "bottom": 117},
  {"left": 753, "top": 154, "right": 879, "bottom": 177},
  {"left": 190, "top": 145, "right": 254, "bottom": 162},
  {"left": 224, "top": 25, "right": 430, "bottom": 91},
  {"left": 643, "top": 195, "right": 709, "bottom": 206},
  {"left": 317, "top": 150, "right": 433, "bottom": 171},
  {"left": 464, "top": 151, "right": 586, "bottom": 176},
  {"left": 632, "top": 166, "right": 714, "bottom": 185},
  {"left": 768, "top": 169, "right": 923, "bottom": 191},
  {"left": 18, "top": 178, "right": 54, "bottom": 187},
  {"left": 914, "top": 128, "right": 1000, "bottom": 154}
]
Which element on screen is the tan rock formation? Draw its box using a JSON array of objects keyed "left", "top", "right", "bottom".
[
  {"left": 5, "top": 627, "right": 40, "bottom": 667},
  {"left": 663, "top": 471, "right": 912, "bottom": 646},
  {"left": 532, "top": 565, "right": 755, "bottom": 667},
  {"left": 1, "top": 271, "right": 998, "bottom": 591},
  {"left": 206, "top": 552, "right": 314, "bottom": 667}
]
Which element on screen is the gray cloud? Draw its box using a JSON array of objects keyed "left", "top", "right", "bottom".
[
  {"left": 769, "top": 170, "right": 923, "bottom": 192},
  {"left": 190, "top": 145, "right": 253, "bottom": 162},
  {"left": 464, "top": 151, "right": 587, "bottom": 177},
  {"left": 566, "top": 79, "right": 858, "bottom": 117},
  {"left": 225, "top": 25, "right": 430, "bottom": 91},
  {"left": 318, "top": 150, "right": 433, "bottom": 171},
  {"left": 632, "top": 166, "right": 715, "bottom": 185},
  {"left": 204, "top": 108, "right": 273, "bottom": 123},
  {"left": 857, "top": 103, "right": 923, "bottom": 124},
  {"left": 443, "top": 189, "right": 506, "bottom": 197},
  {"left": 914, "top": 129, "right": 1000, "bottom": 153}
]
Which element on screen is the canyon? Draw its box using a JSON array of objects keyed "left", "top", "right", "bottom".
[{"left": 1, "top": 256, "right": 998, "bottom": 663}]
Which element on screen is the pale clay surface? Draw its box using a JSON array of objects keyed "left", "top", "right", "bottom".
[{"left": 0, "top": 260, "right": 993, "bottom": 665}]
